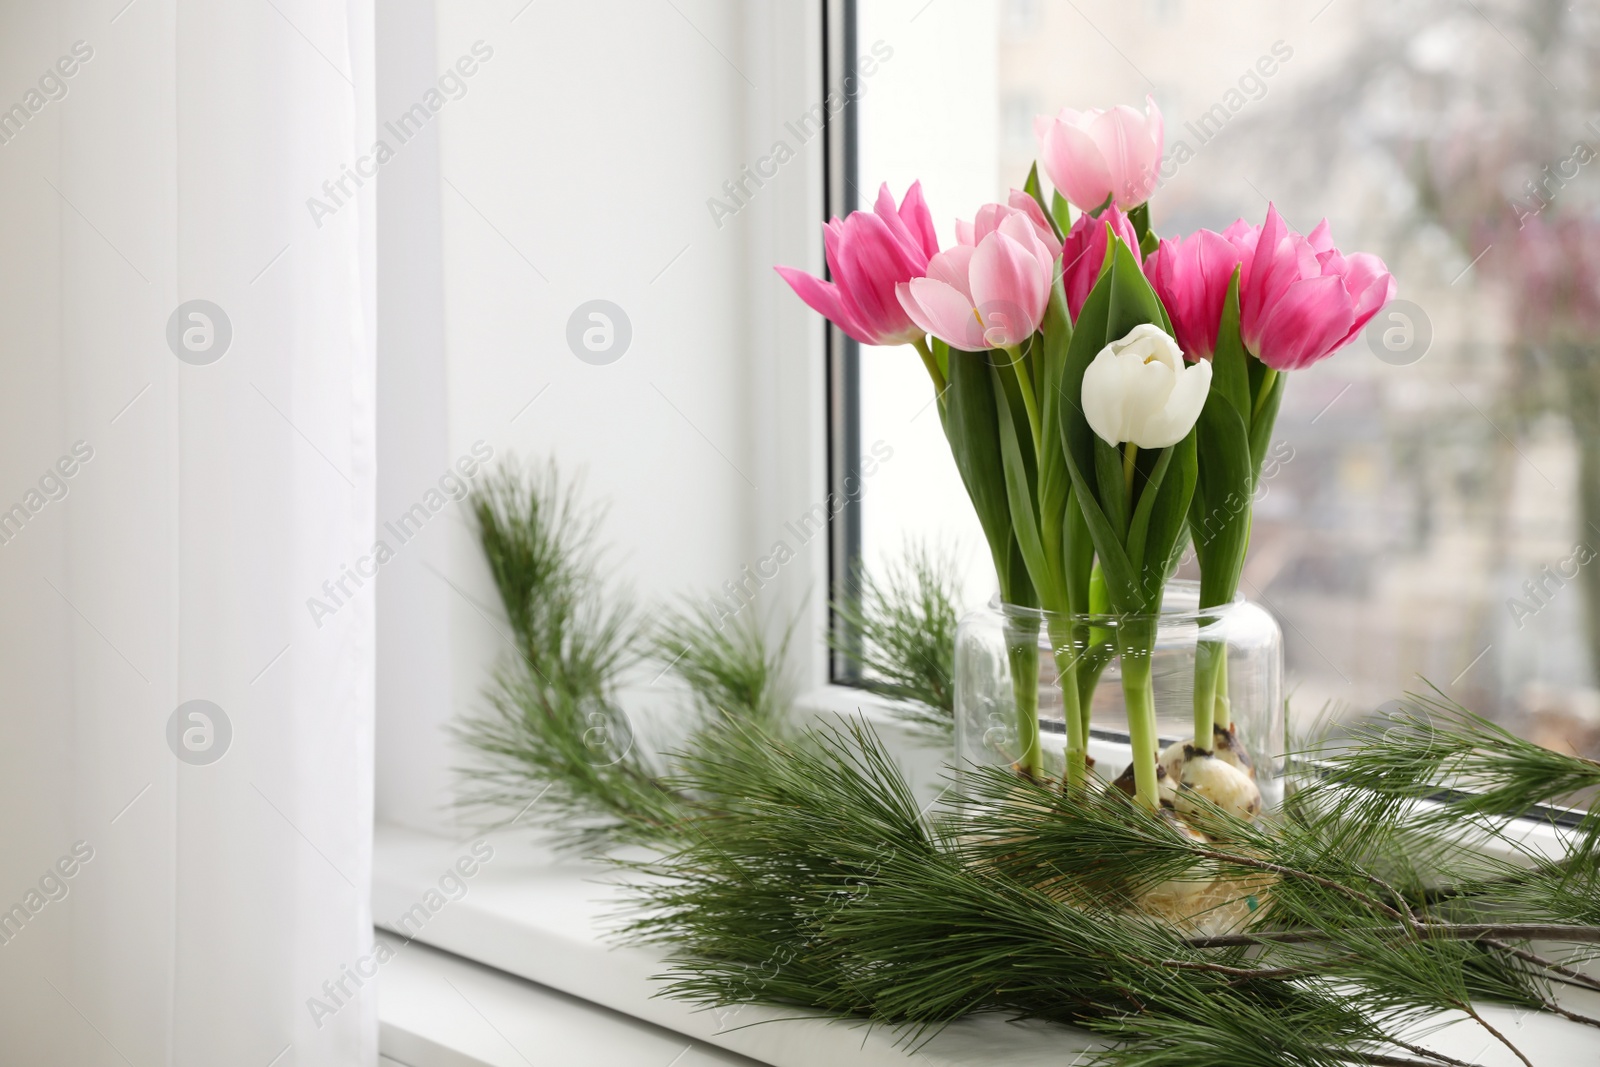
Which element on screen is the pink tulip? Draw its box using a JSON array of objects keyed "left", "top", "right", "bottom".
[
  {"left": 1061, "top": 206, "right": 1138, "bottom": 321},
  {"left": 1227, "top": 205, "right": 1396, "bottom": 370},
  {"left": 896, "top": 197, "right": 1056, "bottom": 350},
  {"left": 775, "top": 181, "right": 940, "bottom": 347},
  {"left": 1035, "top": 96, "right": 1163, "bottom": 212},
  {"left": 1143, "top": 229, "right": 1247, "bottom": 361},
  {"left": 955, "top": 189, "right": 1062, "bottom": 259}
]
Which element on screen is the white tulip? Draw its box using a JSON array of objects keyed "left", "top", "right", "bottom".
[{"left": 1081, "top": 323, "right": 1212, "bottom": 449}]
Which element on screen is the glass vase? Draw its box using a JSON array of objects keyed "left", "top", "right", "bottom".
[{"left": 953, "top": 580, "right": 1285, "bottom": 811}]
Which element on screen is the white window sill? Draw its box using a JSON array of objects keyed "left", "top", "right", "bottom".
[
  {"left": 378, "top": 932, "right": 761, "bottom": 1067},
  {"left": 376, "top": 687, "right": 1598, "bottom": 1067},
  {"left": 373, "top": 821, "right": 1098, "bottom": 1067}
]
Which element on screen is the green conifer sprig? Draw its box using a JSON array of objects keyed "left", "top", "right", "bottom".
[
  {"left": 623, "top": 715, "right": 1600, "bottom": 1065},
  {"left": 827, "top": 542, "right": 961, "bottom": 732},
  {"left": 453, "top": 461, "right": 795, "bottom": 850},
  {"left": 453, "top": 462, "right": 1600, "bottom": 1065}
]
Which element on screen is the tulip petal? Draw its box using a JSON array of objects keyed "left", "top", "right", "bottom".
[
  {"left": 1330, "top": 252, "right": 1396, "bottom": 347},
  {"left": 1123, "top": 354, "right": 1177, "bottom": 433},
  {"left": 1241, "top": 204, "right": 1320, "bottom": 338},
  {"left": 832, "top": 213, "right": 922, "bottom": 342},
  {"left": 1042, "top": 120, "right": 1115, "bottom": 213},
  {"left": 1145, "top": 95, "right": 1164, "bottom": 171},
  {"left": 897, "top": 180, "right": 941, "bottom": 260},
  {"left": 900, "top": 277, "right": 985, "bottom": 350},
  {"left": 1137, "top": 359, "right": 1212, "bottom": 449},
  {"left": 970, "top": 203, "right": 1003, "bottom": 246},
  {"left": 926, "top": 245, "right": 977, "bottom": 301},
  {"left": 1306, "top": 219, "right": 1334, "bottom": 254},
  {"left": 1089, "top": 103, "right": 1160, "bottom": 209},
  {"left": 777, "top": 266, "right": 873, "bottom": 344},
  {"left": 970, "top": 231, "right": 1049, "bottom": 347},
  {"left": 1082, "top": 348, "right": 1129, "bottom": 446},
  {"left": 996, "top": 211, "right": 1053, "bottom": 266},
  {"left": 872, "top": 183, "right": 929, "bottom": 270},
  {"left": 1006, "top": 189, "right": 1063, "bottom": 257},
  {"left": 1250, "top": 275, "right": 1355, "bottom": 370}
]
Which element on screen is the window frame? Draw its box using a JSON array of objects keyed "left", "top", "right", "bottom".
[{"left": 823, "top": 0, "right": 865, "bottom": 687}]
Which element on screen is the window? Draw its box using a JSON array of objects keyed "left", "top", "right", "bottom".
[{"left": 832, "top": 0, "right": 1600, "bottom": 758}]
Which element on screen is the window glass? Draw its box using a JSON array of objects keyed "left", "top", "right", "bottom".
[{"left": 851, "top": 0, "right": 1600, "bottom": 756}]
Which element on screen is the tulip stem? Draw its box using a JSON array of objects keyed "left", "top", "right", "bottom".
[
  {"left": 1050, "top": 619, "right": 1090, "bottom": 792},
  {"left": 1006, "top": 347, "right": 1044, "bottom": 457},
  {"left": 1119, "top": 617, "right": 1161, "bottom": 810},
  {"left": 1122, "top": 442, "right": 1138, "bottom": 498},
  {"left": 911, "top": 336, "right": 946, "bottom": 395},
  {"left": 1006, "top": 618, "right": 1044, "bottom": 781},
  {"left": 1193, "top": 636, "right": 1226, "bottom": 747},
  {"left": 1252, "top": 368, "right": 1279, "bottom": 424}
]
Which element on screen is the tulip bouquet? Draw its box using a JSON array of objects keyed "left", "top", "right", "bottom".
[{"left": 779, "top": 97, "right": 1394, "bottom": 814}]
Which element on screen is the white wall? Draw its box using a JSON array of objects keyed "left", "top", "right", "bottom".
[{"left": 376, "top": 0, "right": 829, "bottom": 833}]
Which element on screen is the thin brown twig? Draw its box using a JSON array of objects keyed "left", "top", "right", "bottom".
[
  {"left": 1462, "top": 1005, "right": 1532, "bottom": 1067},
  {"left": 1156, "top": 958, "right": 1314, "bottom": 979},
  {"left": 1416, "top": 865, "right": 1556, "bottom": 905},
  {"left": 1359, "top": 870, "right": 1426, "bottom": 931},
  {"left": 1191, "top": 847, "right": 1410, "bottom": 924},
  {"left": 1539, "top": 1000, "right": 1600, "bottom": 1031},
  {"left": 1482, "top": 938, "right": 1600, "bottom": 995},
  {"left": 1338, "top": 1053, "right": 1466, "bottom": 1067},
  {"left": 1387, "top": 1037, "right": 1478, "bottom": 1067},
  {"left": 1186, "top": 923, "right": 1600, "bottom": 949}
]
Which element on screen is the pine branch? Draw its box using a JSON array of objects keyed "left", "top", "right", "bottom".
[
  {"left": 828, "top": 542, "right": 961, "bottom": 732},
  {"left": 1184, "top": 924, "right": 1600, "bottom": 948},
  {"left": 650, "top": 600, "right": 795, "bottom": 728},
  {"left": 454, "top": 457, "right": 801, "bottom": 853},
  {"left": 452, "top": 462, "right": 1600, "bottom": 1063},
  {"left": 626, "top": 709, "right": 1600, "bottom": 1065},
  {"left": 1311, "top": 694, "right": 1600, "bottom": 833}
]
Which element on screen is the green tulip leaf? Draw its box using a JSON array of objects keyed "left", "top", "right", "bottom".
[
  {"left": 1061, "top": 448, "right": 1139, "bottom": 613},
  {"left": 1139, "top": 430, "right": 1198, "bottom": 602},
  {"left": 1103, "top": 236, "right": 1169, "bottom": 339},
  {"left": 1247, "top": 367, "right": 1286, "bottom": 488},
  {"left": 1035, "top": 278, "right": 1075, "bottom": 608},
  {"left": 1189, "top": 393, "right": 1253, "bottom": 609},
  {"left": 1050, "top": 190, "right": 1073, "bottom": 239},
  {"left": 992, "top": 361, "right": 1053, "bottom": 604},
  {"left": 1211, "top": 268, "right": 1250, "bottom": 418},
  {"left": 1125, "top": 443, "right": 1174, "bottom": 579},
  {"left": 1064, "top": 485, "right": 1095, "bottom": 617},
  {"left": 1024, "top": 163, "right": 1063, "bottom": 243},
  {"left": 1128, "top": 202, "right": 1159, "bottom": 258},
  {"left": 1094, "top": 436, "right": 1129, "bottom": 537},
  {"left": 942, "top": 346, "right": 1034, "bottom": 606}
]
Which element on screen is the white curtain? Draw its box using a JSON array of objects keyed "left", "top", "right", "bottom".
[{"left": 0, "top": 1, "right": 377, "bottom": 1063}]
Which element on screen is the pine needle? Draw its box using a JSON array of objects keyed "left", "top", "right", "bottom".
[
  {"left": 650, "top": 600, "right": 795, "bottom": 728},
  {"left": 828, "top": 542, "right": 962, "bottom": 733}
]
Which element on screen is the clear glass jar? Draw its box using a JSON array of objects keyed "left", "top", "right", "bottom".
[{"left": 953, "top": 580, "right": 1286, "bottom": 811}]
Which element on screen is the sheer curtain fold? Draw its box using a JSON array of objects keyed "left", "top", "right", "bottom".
[{"left": 0, "top": 1, "right": 377, "bottom": 1063}]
